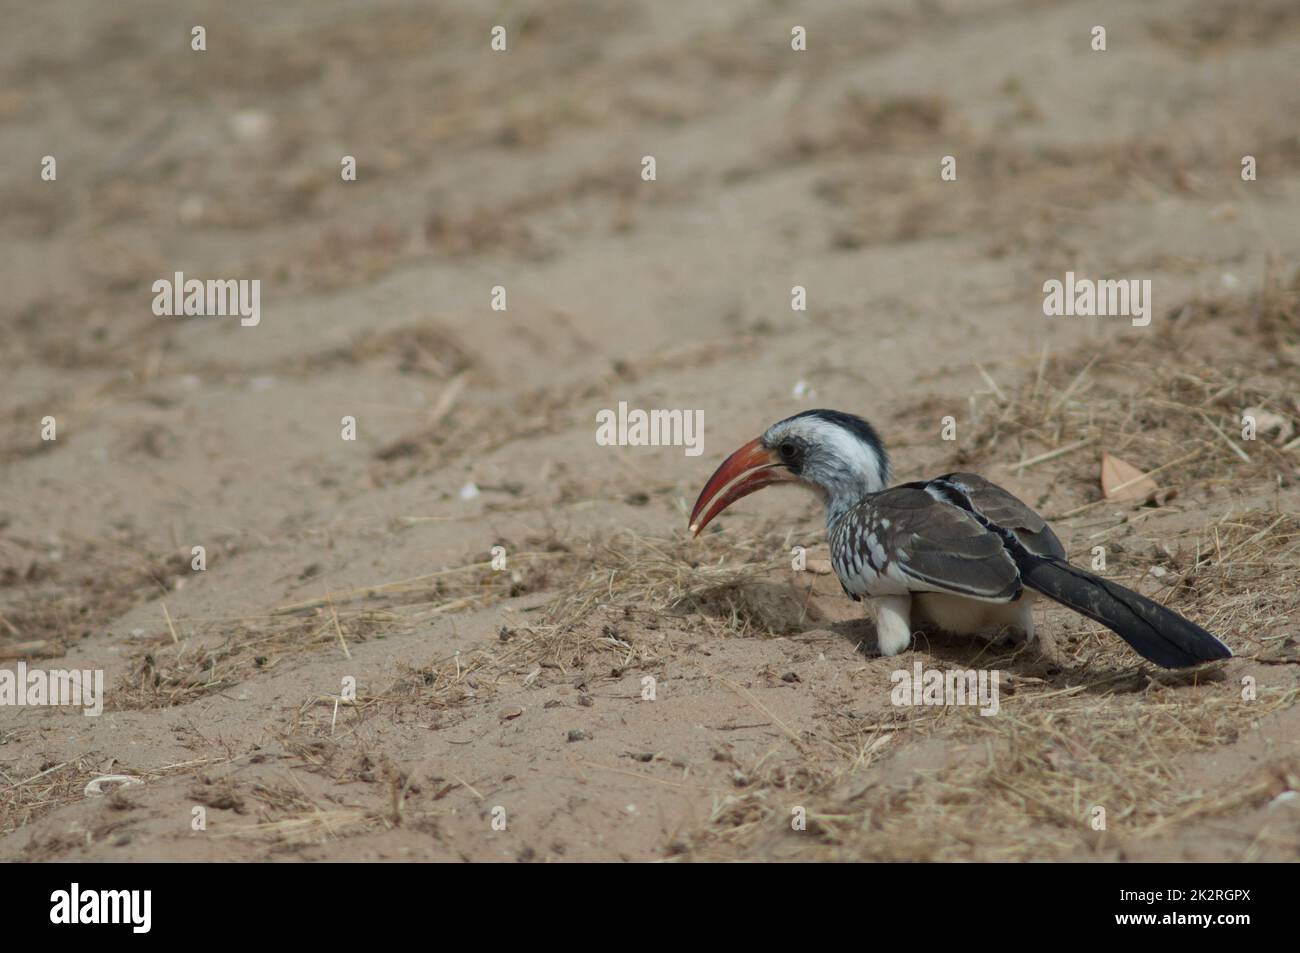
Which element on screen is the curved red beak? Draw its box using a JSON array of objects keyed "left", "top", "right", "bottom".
[{"left": 689, "top": 437, "right": 793, "bottom": 536}]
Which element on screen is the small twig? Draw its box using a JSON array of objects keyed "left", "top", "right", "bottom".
[
  {"left": 12, "top": 761, "right": 71, "bottom": 788},
  {"left": 327, "top": 595, "right": 352, "bottom": 661},
  {"left": 1012, "top": 438, "right": 1092, "bottom": 472},
  {"left": 710, "top": 674, "right": 805, "bottom": 751},
  {"left": 429, "top": 371, "right": 469, "bottom": 427},
  {"left": 162, "top": 601, "right": 180, "bottom": 645},
  {"left": 1198, "top": 412, "right": 1251, "bottom": 463},
  {"left": 975, "top": 364, "right": 1006, "bottom": 403},
  {"left": 449, "top": 773, "right": 484, "bottom": 799},
  {"left": 0, "top": 639, "right": 53, "bottom": 660}
]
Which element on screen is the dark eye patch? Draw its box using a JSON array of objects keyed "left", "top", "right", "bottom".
[{"left": 777, "top": 439, "right": 804, "bottom": 469}]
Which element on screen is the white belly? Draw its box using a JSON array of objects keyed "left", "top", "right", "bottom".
[{"left": 913, "top": 591, "right": 1033, "bottom": 635}]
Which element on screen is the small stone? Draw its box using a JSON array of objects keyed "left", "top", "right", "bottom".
[
  {"left": 1267, "top": 790, "right": 1298, "bottom": 810},
  {"left": 229, "top": 109, "right": 272, "bottom": 142}
]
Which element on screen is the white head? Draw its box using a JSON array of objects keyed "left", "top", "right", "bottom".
[{"left": 689, "top": 409, "right": 891, "bottom": 533}]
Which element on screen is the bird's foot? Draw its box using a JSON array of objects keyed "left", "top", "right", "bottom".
[{"left": 988, "top": 624, "right": 1032, "bottom": 648}]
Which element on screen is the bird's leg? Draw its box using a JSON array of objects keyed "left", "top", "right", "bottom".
[
  {"left": 1014, "top": 597, "right": 1036, "bottom": 645},
  {"left": 871, "top": 595, "right": 914, "bottom": 656}
]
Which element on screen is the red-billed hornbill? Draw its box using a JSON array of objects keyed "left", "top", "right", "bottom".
[{"left": 689, "top": 409, "right": 1232, "bottom": 669}]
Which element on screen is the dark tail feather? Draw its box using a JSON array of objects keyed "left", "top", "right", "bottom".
[{"left": 1017, "top": 557, "right": 1232, "bottom": 668}]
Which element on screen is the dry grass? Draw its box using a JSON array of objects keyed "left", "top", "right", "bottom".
[
  {"left": 198, "top": 759, "right": 442, "bottom": 848},
  {"left": 542, "top": 525, "right": 805, "bottom": 628},
  {"left": 113, "top": 549, "right": 575, "bottom": 709},
  {"left": 0, "top": 541, "right": 194, "bottom": 657},
  {"left": 962, "top": 353, "right": 1297, "bottom": 507},
  {"left": 1140, "top": 511, "right": 1300, "bottom": 646},
  {"left": 515, "top": 523, "right": 823, "bottom": 671},
  {"left": 204, "top": 779, "right": 384, "bottom": 847},
  {"left": 683, "top": 682, "right": 1298, "bottom": 861},
  {"left": 0, "top": 755, "right": 217, "bottom": 841}
]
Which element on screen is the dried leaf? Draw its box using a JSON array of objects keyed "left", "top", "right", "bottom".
[{"left": 1100, "top": 452, "right": 1158, "bottom": 501}]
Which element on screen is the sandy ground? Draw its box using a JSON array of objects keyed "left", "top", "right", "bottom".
[{"left": 1, "top": 0, "right": 1299, "bottom": 861}]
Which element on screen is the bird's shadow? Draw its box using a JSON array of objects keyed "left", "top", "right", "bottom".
[
  {"left": 680, "top": 579, "right": 1223, "bottom": 693},
  {"left": 677, "top": 578, "right": 829, "bottom": 637},
  {"left": 826, "top": 617, "right": 1049, "bottom": 677},
  {"left": 821, "top": 617, "right": 1209, "bottom": 693}
]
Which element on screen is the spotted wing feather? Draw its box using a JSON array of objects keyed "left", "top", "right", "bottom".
[{"left": 832, "top": 487, "right": 1021, "bottom": 602}]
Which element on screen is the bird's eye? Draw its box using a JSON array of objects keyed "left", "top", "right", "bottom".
[{"left": 778, "top": 441, "right": 799, "bottom": 463}]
